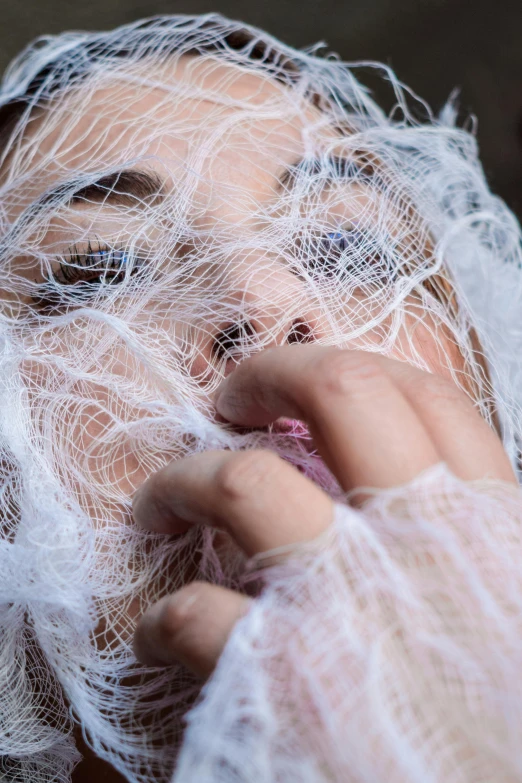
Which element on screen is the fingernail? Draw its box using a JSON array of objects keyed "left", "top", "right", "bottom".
[
  {"left": 135, "top": 591, "right": 200, "bottom": 665},
  {"left": 133, "top": 483, "right": 195, "bottom": 534},
  {"left": 132, "top": 488, "right": 167, "bottom": 532},
  {"left": 134, "top": 601, "right": 171, "bottom": 665},
  {"left": 214, "top": 379, "right": 229, "bottom": 414},
  {"left": 216, "top": 381, "right": 242, "bottom": 423},
  {"left": 131, "top": 484, "right": 150, "bottom": 528}
]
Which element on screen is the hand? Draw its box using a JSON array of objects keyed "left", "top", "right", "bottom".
[{"left": 132, "top": 345, "right": 516, "bottom": 676}]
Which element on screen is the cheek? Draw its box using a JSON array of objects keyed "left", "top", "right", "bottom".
[
  {"left": 389, "top": 311, "right": 494, "bottom": 424},
  {"left": 333, "top": 291, "right": 471, "bottom": 392},
  {"left": 395, "top": 311, "right": 466, "bottom": 384},
  {"left": 22, "top": 343, "right": 170, "bottom": 514},
  {"left": 80, "top": 404, "right": 144, "bottom": 498},
  {"left": 387, "top": 304, "right": 484, "bottom": 407}
]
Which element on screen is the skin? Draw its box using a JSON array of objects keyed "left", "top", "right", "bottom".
[
  {"left": 4, "top": 54, "right": 516, "bottom": 780},
  {"left": 8, "top": 56, "right": 486, "bottom": 503},
  {"left": 132, "top": 343, "right": 517, "bottom": 679}
]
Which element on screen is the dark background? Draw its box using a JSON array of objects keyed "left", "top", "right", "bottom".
[{"left": 1, "top": 0, "right": 521, "bottom": 218}]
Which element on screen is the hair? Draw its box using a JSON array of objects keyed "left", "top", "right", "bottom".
[
  {"left": 1, "top": 13, "right": 522, "bottom": 783},
  {"left": 0, "top": 17, "right": 302, "bottom": 148}
]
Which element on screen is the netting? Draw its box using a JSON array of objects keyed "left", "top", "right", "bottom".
[
  {"left": 176, "top": 465, "right": 522, "bottom": 783},
  {"left": 0, "top": 12, "right": 521, "bottom": 783}
]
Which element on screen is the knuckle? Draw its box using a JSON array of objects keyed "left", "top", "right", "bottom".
[
  {"left": 215, "top": 450, "right": 280, "bottom": 502},
  {"left": 410, "top": 371, "right": 467, "bottom": 407},
  {"left": 312, "top": 350, "right": 384, "bottom": 397}
]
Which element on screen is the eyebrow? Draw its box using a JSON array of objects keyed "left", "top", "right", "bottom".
[
  {"left": 19, "top": 155, "right": 376, "bottom": 236},
  {"left": 36, "top": 168, "right": 165, "bottom": 210},
  {"left": 36, "top": 157, "right": 371, "bottom": 212}
]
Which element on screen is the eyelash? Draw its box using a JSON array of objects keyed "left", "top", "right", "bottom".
[
  {"left": 31, "top": 223, "right": 394, "bottom": 314},
  {"left": 54, "top": 241, "right": 138, "bottom": 284},
  {"left": 33, "top": 241, "right": 144, "bottom": 311}
]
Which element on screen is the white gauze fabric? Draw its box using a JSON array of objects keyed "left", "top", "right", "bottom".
[
  {"left": 176, "top": 465, "right": 522, "bottom": 783},
  {"left": 0, "top": 13, "right": 521, "bottom": 783}
]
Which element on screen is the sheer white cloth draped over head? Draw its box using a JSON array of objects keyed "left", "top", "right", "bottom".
[{"left": 0, "top": 13, "right": 521, "bottom": 783}]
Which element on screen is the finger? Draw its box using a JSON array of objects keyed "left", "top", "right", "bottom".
[
  {"left": 133, "top": 582, "right": 249, "bottom": 678},
  {"left": 215, "top": 345, "right": 516, "bottom": 489},
  {"left": 215, "top": 345, "right": 440, "bottom": 492},
  {"left": 132, "top": 448, "right": 334, "bottom": 554},
  {"left": 382, "top": 358, "right": 517, "bottom": 484}
]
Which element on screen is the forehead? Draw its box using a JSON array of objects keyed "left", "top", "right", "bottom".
[{"left": 9, "top": 55, "right": 334, "bottom": 208}]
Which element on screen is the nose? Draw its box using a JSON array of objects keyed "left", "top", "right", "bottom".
[
  {"left": 187, "top": 253, "right": 326, "bottom": 382},
  {"left": 214, "top": 312, "right": 316, "bottom": 379}
]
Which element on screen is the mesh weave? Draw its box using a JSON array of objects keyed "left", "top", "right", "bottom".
[{"left": 0, "top": 13, "right": 520, "bottom": 783}]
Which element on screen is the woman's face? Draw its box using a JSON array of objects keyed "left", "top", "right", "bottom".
[
  {"left": 0, "top": 48, "right": 495, "bottom": 782},
  {"left": 3, "top": 53, "right": 479, "bottom": 551}
]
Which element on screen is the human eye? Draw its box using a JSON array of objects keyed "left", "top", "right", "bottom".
[
  {"left": 301, "top": 223, "right": 398, "bottom": 283},
  {"left": 31, "top": 240, "right": 147, "bottom": 313}
]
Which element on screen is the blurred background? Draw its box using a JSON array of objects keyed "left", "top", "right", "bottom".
[{"left": 1, "top": 0, "right": 521, "bottom": 219}]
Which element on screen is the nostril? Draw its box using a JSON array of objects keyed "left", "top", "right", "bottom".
[
  {"left": 211, "top": 317, "right": 314, "bottom": 366},
  {"left": 287, "top": 319, "right": 314, "bottom": 345}
]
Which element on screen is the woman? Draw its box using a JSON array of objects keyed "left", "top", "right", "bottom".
[{"left": 1, "top": 13, "right": 522, "bottom": 783}]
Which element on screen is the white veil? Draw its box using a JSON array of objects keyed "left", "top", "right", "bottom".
[{"left": 0, "top": 14, "right": 521, "bottom": 782}]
